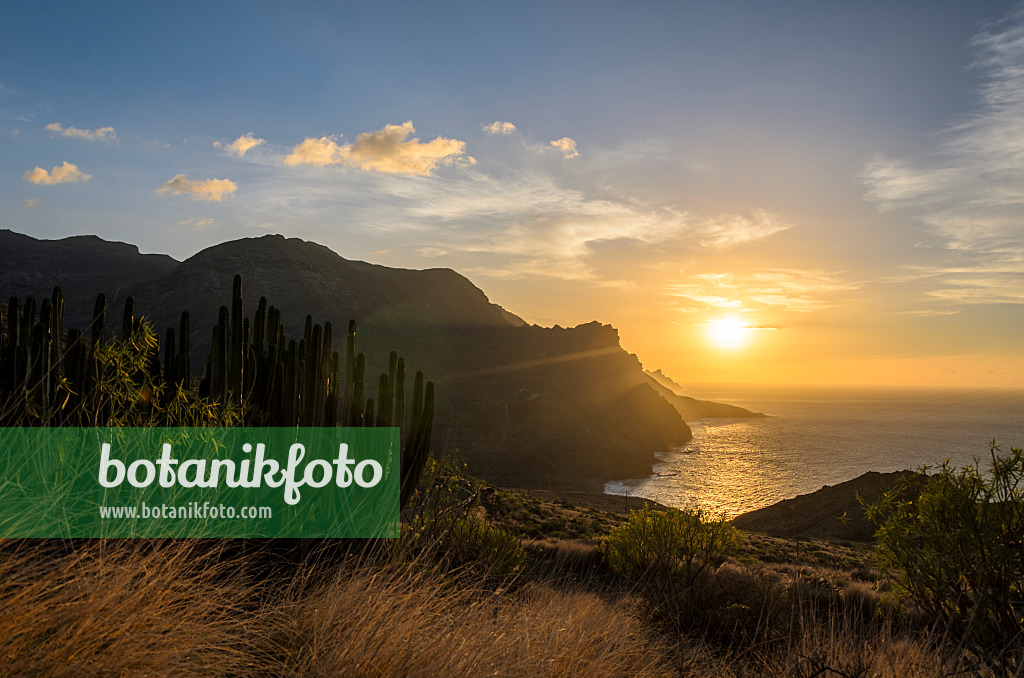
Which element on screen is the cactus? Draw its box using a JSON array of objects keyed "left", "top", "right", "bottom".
[
  {"left": 177, "top": 310, "right": 190, "bottom": 387},
  {"left": 121, "top": 296, "right": 134, "bottom": 341},
  {"left": 229, "top": 275, "right": 244, "bottom": 407},
  {"left": 0, "top": 275, "right": 436, "bottom": 504}
]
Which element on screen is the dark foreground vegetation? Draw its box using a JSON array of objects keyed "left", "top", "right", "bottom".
[
  {"left": 0, "top": 279, "right": 1021, "bottom": 676},
  {"left": 1, "top": 449, "right": 1021, "bottom": 677}
]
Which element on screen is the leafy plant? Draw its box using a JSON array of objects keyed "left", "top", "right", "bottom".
[
  {"left": 600, "top": 506, "right": 739, "bottom": 583},
  {"left": 866, "top": 443, "right": 1024, "bottom": 673}
]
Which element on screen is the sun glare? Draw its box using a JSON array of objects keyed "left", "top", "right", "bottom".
[{"left": 707, "top": 318, "right": 750, "bottom": 349}]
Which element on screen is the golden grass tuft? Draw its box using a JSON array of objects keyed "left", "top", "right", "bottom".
[
  {"left": 0, "top": 540, "right": 258, "bottom": 677},
  {"left": 273, "top": 562, "right": 672, "bottom": 677},
  {"left": 0, "top": 540, "right": 673, "bottom": 677}
]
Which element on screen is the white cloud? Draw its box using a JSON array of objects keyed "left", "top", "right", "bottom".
[
  {"left": 550, "top": 137, "right": 579, "bottom": 158},
  {"left": 25, "top": 198, "right": 40, "bottom": 207},
  {"left": 45, "top": 122, "right": 116, "bottom": 141},
  {"left": 214, "top": 132, "right": 265, "bottom": 157},
  {"left": 285, "top": 122, "right": 472, "bottom": 175},
  {"left": 244, "top": 138, "right": 797, "bottom": 284},
  {"left": 860, "top": 9, "right": 1024, "bottom": 306},
  {"left": 698, "top": 209, "right": 793, "bottom": 248},
  {"left": 23, "top": 161, "right": 91, "bottom": 185},
  {"left": 157, "top": 174, "right": 237, "bottom": 202},
  {"left": 483, "top": 121, "right": 517, "bottom": 135}
]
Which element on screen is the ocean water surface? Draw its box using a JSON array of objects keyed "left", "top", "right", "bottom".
[{"left": 604, "top": 384, "right": 1024, "bottom": 518}]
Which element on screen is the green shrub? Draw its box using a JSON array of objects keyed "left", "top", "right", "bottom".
[
  {"left": 441, "top": 516, "right": 528, "bottom": 579},
  {"left": 600, "top": 506, "right": 739, "bottom": 584},
  {"left": 866, "top": 443, "right": 1024, "bottom": 673},
  {"left": 601, "top": 507, "right": 759, "bottom": 642}
]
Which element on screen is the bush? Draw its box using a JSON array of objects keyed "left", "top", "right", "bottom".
[
  {"left": 866, "top": 443, "right": 1024, "bottom": 673},
  {"left": 437, "top": 516, "right": 529, "bottom": 579},
  {"left": 600, "top": 506, "right": 739, "bottom": 584}
]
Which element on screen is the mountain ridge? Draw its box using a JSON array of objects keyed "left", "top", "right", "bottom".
[{"left": 0, "top": 229, "right": 762, "bottom": 489}]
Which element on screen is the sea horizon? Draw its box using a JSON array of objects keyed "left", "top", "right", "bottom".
[{"left": 606, "top": 383, "right": 1024, "bottom": 518}]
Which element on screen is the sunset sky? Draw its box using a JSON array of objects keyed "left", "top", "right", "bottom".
[{"left": 2, "top": 1, "right": 1023, "bottom": 388}]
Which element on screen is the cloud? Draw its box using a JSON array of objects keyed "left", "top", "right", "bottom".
[
  {"left": 214, "top": 132, "right": 265, "bottom": 157},
  {"left": 698, "top": 209, "right": 793, "bottom": 248},
  {"left": 483, "top": 121, "right": 517, "bottom": 135},
  {"left": 896, "top": 309, "right": 961, "bottom": 317},
  {"left": 157, "top": 174, "right": 237, "bottom": 201},
  {"left": 25, "top": 198, "right": 40, "bottom": 207},
  {"left": 45, "top": 122, "right": 116, "bottom": 141},
  {"left": 860, "top": 9, "right": 1024, "bottom": 305},
  {"left": 284, "top": 136, "right": 343, "bottom": 167},
  {"left": 669, "top": 268, "right": 859, "bottom": 313},
  {"left": 285, "top": 122, "right": 472, "bottom": 175},
  {"left": 178, "top": 217, "right": 215, "bottom": 228},
  {"left": 550, "top": 137, "right": 579, "bottom": 158},
  {"left": 23, "top": 161, "right": 92, "bottom": 185},
  {"left": 343, "top": 122, "right": 472, "bottom": 175}
]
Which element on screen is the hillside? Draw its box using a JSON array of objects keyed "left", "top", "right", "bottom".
[
  {"left": 731, "top": 470, "right": 924, "bottom": 541},
  {"left": 0, "top": 229, "right": 759, "bottom": 489}
]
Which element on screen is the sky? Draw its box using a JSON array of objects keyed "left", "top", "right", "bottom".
[{"left": 2, "top": 1, "right": 1023, "bottom": 388}]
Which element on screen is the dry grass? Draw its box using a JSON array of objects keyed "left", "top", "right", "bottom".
[
  {"left": 273, "top": 564, "right": 672, "bottom": 677},
  {"left": 0, "top": 540, "right": 673, "bottom": 677},
  {"left": 0, "top": 540, "right": 259, "bottom": 677},
  {"left": 0, "top": 530, "right": 986, "bottom": 677}
]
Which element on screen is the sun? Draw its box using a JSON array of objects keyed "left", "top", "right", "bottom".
[{"left": 707, "top": 317, "right": 751, "bottom": 349}]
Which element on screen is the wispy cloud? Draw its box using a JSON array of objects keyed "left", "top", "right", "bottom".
[
  {"left": 214, "top": 132, "right": 264, "bottom": 156},
  {"left": 0, "top": 82, "right": 40, "bottom": 123},
  {"left": 23, "top": 161, "right": 91, "bottom": 185},
  {"left": 550, "top": 137, "right": 579, "bottom": 158},
  {"left": 668, "top": 268, "right": 859, "bottom": 313},
  {"left": 483, "top": 121, "right": 517, "bottom": 135},
  {"left": 285, "top": 122, "right": 472, "bottom": 175},
  {"left": 243, "top": 133, "right": 795, "bottom": 283},
  {"left": 157, "top": 174, "right": 236, "bottom": 201},
  {"left": 45, "top": 122, "right": 116, "bottom": 141},
  {"left": 861, "top": 8, "right": 1024, "bottom": 305},
  {"left": 178, "top": 217, "right": 215, "bottom": 228},
  {"left": 698, "top": 209, "right": 793, "bottom": 248},
  {"left": 25, "top": 198, "right": 40, "bottom": 207},
  {"left": 896, "top": 309, "right": 961, "bottom": 317}
]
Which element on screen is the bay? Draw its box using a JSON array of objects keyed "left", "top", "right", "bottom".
[{"left": 605, "top": 384, "right": 1024, "bottom": 518}]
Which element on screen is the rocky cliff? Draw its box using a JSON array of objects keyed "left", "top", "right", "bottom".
[{"left": 0, "top": 229, "right": 759, "bottom": 488}]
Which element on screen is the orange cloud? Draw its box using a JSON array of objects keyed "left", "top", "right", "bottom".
[
  {"left": 157, "top": 174, "right": 237, "bottom": 202},
  {"left": 214, "top": 133, "right": 265, "bottom": 157},
  {"left": 550, "top": 137, "right": 579, "bottom": 158},
  {"left": 285, "top": 122, "right": 471, "bottom": 175},
  {"left": 23, "top": 161, "right": 92, "bottom": 185},
  {"left": 284, "top": 136, "right": 344, "bottom": 167}
]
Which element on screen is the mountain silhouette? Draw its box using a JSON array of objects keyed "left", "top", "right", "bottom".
[{"left": 0, "top": 229, "right": 762, "bottom": 489}]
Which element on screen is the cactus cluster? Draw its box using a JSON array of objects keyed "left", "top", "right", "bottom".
[
  {"left": 0, "top": 276, "right": 434, "bottom": 506},
  {"left": 0, "top": 287, "right": 65, "bottom": 424}
]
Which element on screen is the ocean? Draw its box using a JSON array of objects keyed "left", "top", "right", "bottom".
[{"left": 604, "top": 384, "right": 1024, "bottom": 518}]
